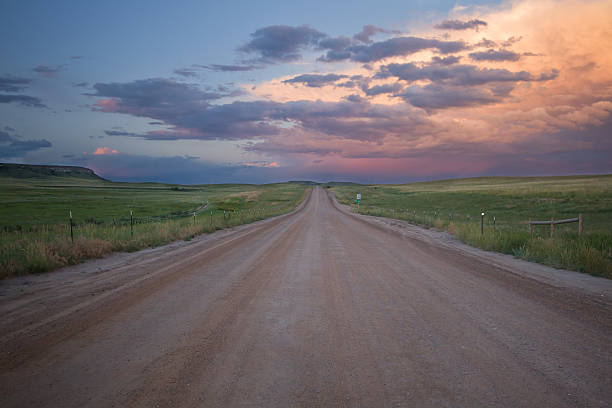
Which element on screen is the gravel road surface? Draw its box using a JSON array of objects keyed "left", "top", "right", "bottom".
[{"left": 1, "top": 186, "right": 611, "bottom": 407}]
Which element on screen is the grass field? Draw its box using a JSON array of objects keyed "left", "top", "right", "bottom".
[
  {"left": 0, "top": 165, "right": 309, "bottom": 278},
  {"left": 329, "top": 175, "right": 612, "bottom": 279}
]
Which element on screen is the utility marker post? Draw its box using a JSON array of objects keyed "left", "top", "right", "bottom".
[
  {"left": 481, "top": 212, "right": 485, "bottom": 235},
  {"left": 130, "top": 210, "right": 133, "bottom": 238},
  {"left": 493, "top": 216, "right": 496, "bottom": 232},
  {"left": 356, "top": 193, "right": 361, "bottom": 210},
  {"left": 69, "top": 211, "right": 74, "bottom": 243}
]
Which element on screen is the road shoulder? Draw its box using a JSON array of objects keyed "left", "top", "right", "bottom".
[{"left": 327, "top": 190, "right": 612, "bottom": 299}]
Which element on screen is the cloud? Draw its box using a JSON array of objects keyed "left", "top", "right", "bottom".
[
  {"left": 0, "top": 129, "right": 52, "bottom": 158},
  {"left": 431, "top": 55, "right": 461, "bottom": 65},
  {"left": 435, "top": 19, "right": 488, "bottom": 31},
  {"left": 378, "top": 62, "right": 557, "bottom": 86},
  {"left": 33, "top": 64, "right": 65, "bottom": 78},
  {"left": 244, "top": 161, "right": 280, "bottom": 168},
  {"left": 238, "top": 25, "right": 326, "bottom": 63},
  {"left": 469, "top": 48, "right": 521, "bottom": 61},
  {"left": 198, "top": 64, "right": 260, "bottom": 72},
  {"left": 65, "top": 152, "right": 291, "bottom": 184},
  {"left": 86, "top": 0, "right": 612, "bottom": 183},
  {"left": 376, "top": 61, "right": 559, "bottom": 109},
  {"left": 104, "top": 130, "right": 139, "bottom": 137},
  {"left": 0, "top": 76, "right": 31, "bottom": 92},
  {"left": 399, "top": 84, "right": 501, "bottom": 109},
  {"left": 91, "top": 81, "right": 281, "bottom": 140},
  {"left": 317, "top": 36, "right": 353, "bottom": 51},
  {"left": 0, "top": 94, "right": 46, "bottom": 108},
  {"left": 73, "top": 82, "right": 89, "bottom": 88},
  {"left": 353, "top": 25, "right": 390, "bottom": 43},
  {"left": 283, "top": 73, "right": 348, "bottom": 87},
  {"left": 91, "top": 77, "right": 431, "bottom": 143},
  {"left": 363, "top": 83, "right": 404, "bottom": 96},
  {"left": 320, "top": 36, "right": 468, "bottom": 62},
  {"left": 501, "top": 36, "right": 522, "bottom": 47},
  {"left": 0, "top": 76, "right": 46, "bottom": 107},
  {"left": 90, "top": 78, "right": 227, "bottom": 124},
  {"left": 93, "top": 147, "right": 119, "bottom": 155},
  {"left": 475, "top": 38, "right": 498, "bottom": 48},
  {"left": 238, "top": 24, "right": 465, "bottom": 65},
  {"left": 244, "top": 141, "right": 341, "bottom": 156},
  {"left": 345, "top": 94, "right": 365, "bottom": 103},
  {"left": 173, "top": 68, "right": 199, "bottom": 77}
]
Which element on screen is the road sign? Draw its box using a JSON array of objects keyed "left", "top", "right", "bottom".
[{"left": 356, "top": 193, "right": 361, "bottom": 205}]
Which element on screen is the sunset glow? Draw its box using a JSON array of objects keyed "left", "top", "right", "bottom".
[{"left": 1, "top": 0, "right": 610, "bottom": 183}]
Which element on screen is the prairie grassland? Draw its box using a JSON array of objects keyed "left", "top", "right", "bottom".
[
  {"left": 0, "top": 175, "right": 308, "bottom": 278},
  {"left": 329, "top": 175, "right": 612, "bottom": 278}
]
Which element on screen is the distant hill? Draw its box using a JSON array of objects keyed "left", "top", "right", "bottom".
[
  {"left": 323, "top": 181, "right": 362, "bottom": 186},
  {"left": 0, "top": 163, "right": 105, "bottom": 180},
  {"left": 287, "top": 180, "right": 319, "bottom": 185}
]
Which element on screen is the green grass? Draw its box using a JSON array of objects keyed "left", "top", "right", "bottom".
[
  {"left": 328, "top": 175, "right": 612, "bottom": 279},
  {"left": 0, "top": 171, "right": 309, "bottom": 278}
]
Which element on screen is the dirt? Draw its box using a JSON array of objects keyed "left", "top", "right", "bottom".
[{"left": 1, "top": 186, "right": 611, "bottom": 407}]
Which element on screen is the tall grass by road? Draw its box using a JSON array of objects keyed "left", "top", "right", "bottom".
[
  {"left": 329, "top": 175, "right": 612, "bottom": 279},
  {"left": 0, "top": 174, "right": 309, "bottom": 278}
]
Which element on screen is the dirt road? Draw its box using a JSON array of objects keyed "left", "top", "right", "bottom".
[{"left": 1, "top": 187, "right": 611, "bottom": 407}]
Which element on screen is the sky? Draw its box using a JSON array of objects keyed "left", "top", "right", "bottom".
[{"left": 0, "top": 0, "right": 611, "bottom": 184}]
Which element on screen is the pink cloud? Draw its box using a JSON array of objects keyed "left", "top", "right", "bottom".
[
  {"left": 95, "top": 99, "right": 118, "bottom": 112},
  {"left": 93, "top": 147, "right": 119, "bottom": 155}
]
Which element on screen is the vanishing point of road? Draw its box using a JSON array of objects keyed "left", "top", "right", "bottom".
[{"left": 1, "top": 187, "right": 611, "bottom": 407}]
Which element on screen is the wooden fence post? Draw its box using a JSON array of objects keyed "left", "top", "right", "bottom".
[
  {"left": 551, "top": 217, "right": 555, "bottom": 238},
  {"left": 529, "top": 218, "right": 532, "bottom": 236},
  {"left": 579, "top": 213, "right": 583, "bottom": 236},
  {"left": 69, "top": 211, "right": 73, "bottom": 243}
]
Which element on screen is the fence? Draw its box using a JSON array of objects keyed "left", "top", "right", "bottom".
[
  {"left": 529, "top": 214, "right": 583, "bottom": 237},
  {"left": 351, "top": 205, "right": 586, "bottom": 238}
]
